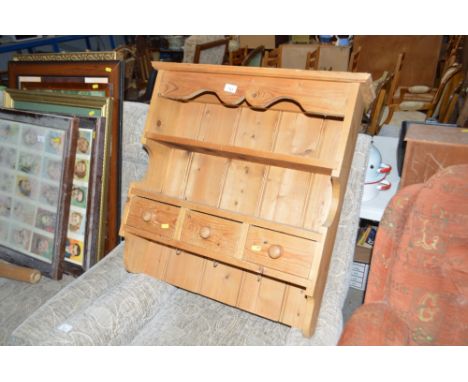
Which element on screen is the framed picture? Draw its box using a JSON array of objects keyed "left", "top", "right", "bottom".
[
  {"left": 0, "top": 107, "right": 79, "bottom": 279},
  {"left": 8, "top": 60, "right": 123, "bottom": 254},
  {"left": 12, "top": 51, "right": 123, "bottom": 62},
  {"left": 3, "top": 89, "right": 111, "bottom": 272},
  {"left": 19, "top": 82, "right": 108, "bottom": 98}
]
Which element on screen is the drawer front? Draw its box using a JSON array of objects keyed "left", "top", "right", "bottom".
[
  {"left": 180, "top": 210, "right": 242, "bottom": 255},
  {"left": 243, "top": 226, "right": 317, "bottom": 278},
  {"left": 126, "top": 197, "right": 179, "bottom": 239}
]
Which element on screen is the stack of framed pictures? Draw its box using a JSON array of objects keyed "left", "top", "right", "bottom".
[
  {"left": 0, "top": 108, "right": 79, "bottom": 279},
  {"left": 3, "top": 89, "right": 110, "bottom": 275},
  {"left": 8, "top": 59, "right": 124, "bottom": 257}
]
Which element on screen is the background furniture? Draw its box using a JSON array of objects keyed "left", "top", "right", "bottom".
[
  {"left": 390, "top": 64, "right": 465, "bottom": 124},
  {"left": 182, "top": 36, "right": 229, "bottom": 64},
  {"left": 120, "top": 63, "right": 373, "bottom": 337},
  {"left": 348, "top": 46, "right": 362, "bottom": 72},
  {"left": 262, "top": 47, "right": 281, "bottom": 68},
  {"left": 241, "top": 45, "right": 265, "bottom": 67},
  {"left": 279, "top": 43, "right": 350, "bottom": 71},
  {"left": 305, "top": 48, "right": 320, "bottom": 70},
  {"left": 4, "top": 101, "right": 372, "bottom": 346},
  {"left": 400, "top": 123, "right": 468, "bottom": 188},
  {"left": 339, "top": 164, "right": 468, "bottom": 345},
  {"left": 353, "top": 36, "right": 443, "bottom": 87},
  {"left": 239, "top": 36, "right": 276, "bottom": 50},
  {"left": 229, "top": 46, "right": 248, "bottom": 66}
]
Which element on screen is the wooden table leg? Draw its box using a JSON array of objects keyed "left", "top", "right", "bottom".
[{"left": 0, "top": 260, "right": 41, "bottom": 284}]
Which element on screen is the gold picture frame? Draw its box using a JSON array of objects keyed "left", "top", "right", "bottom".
[
  {"left": 3, "top": 89, "right": 112, "bottom": 271},
  {"left": 12, "top": 51, "right": 124, "bottom": 62}
]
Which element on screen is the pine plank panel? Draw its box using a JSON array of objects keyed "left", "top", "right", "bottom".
[
  {"left": 259, "top": 167, "right": 311, "bottom": 227},
  {"left": 218, "top": 107, "right": 280, "bottom": 217},
  {"left": 274, "top": 112, "right": 324, "bottom": 158},
  {"left": 159, "top": 102, "right": 205, "bottom": 198},
  {"left": 219, "top": 160, "right": 268, "bottom": 215},
  {"left": 315, "top": 118, "right": 344, "bottom": 164},
  {"left": 123, "top": 234, "right": 170, "bottom": 279},
  {"left": 200, "top": 261, "right": 243, "bottom": 306},
  {"left": 280, "top": 285, "right": 308, "bottom": 328},
  {"left": 237, "top": 273, "right": 286, "bottom": 321},
  {"left": 302, "top": 174, "right": 333, "bottom": 231},
  {"left": 184, "top": 105, "right": 239, "bottom": 206},
  {"left": 164, "top": 251, "right": 206, "bottom": 293}
]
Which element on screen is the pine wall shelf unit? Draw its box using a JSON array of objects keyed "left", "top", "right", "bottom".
[{"left": 120, "top": 62, "right": 373, "bottom": 336}]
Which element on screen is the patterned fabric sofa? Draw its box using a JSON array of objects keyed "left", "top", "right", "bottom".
[
  {"left": 6, "top": 102, "right": 371, "bottom": 345},
  {"left": 339, "top": 164, "right": 468, "bottom": 345}
]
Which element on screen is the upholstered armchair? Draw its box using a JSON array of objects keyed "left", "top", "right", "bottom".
[{"left": 339, "top": 165, "right": 468, "bottom": 345}]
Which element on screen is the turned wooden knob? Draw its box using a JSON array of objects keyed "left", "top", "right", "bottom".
[
  {"left": 142, "top": 211, "right": 153, "bottom": 222},
  {"left": 268, "top": 245, "right": 283, "bottom": 259},
  {"left": 199, "top": 226, "right": 211, "bottom": 239}
]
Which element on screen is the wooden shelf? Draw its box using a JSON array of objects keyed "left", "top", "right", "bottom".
[
  {"left": 130, "top": 186, "right": 324, "bottom": 243},
  {"left": 146, "top": 132, "right": 337, "bottom": 175},
  {"left": 121, "top": 62, "right": 373, "bottom": 337}
]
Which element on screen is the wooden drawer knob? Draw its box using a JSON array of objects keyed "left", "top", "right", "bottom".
[
  {"left": 268, "top": 245, "right": 283, "bottom": 259},
  {"left": 199, "top": 226, "right": 211, "bottom": 239},
  {"left": 142, "top": 211, "right": 153, "bottom": 222}
]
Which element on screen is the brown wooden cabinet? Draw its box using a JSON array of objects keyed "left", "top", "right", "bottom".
[
  {"left": 120, "top": 63, "right": 372, "bottom": 336},
  {"left": 401, "top": 123, "right": 468, "bottom": 188}
]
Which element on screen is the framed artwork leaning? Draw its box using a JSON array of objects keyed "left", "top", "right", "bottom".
[
  {"left": 0, "top": 108, "right": 79, "bottom": 279},
  {"left": 3, "top": 89, "right": 111, "bottom": 272},
  {"left": 19, "top": 82, "right": 108, "bottom": 98},
  {"left": 8, "top": 60, "right": 123, "bottom": 254}
]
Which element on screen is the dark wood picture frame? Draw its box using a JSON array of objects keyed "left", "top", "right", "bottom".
[
  {"left": 8, "top": 60, "right": 123, "bottom": 255},
  {"left": 0, "top": 108, "right": 79, "bottom": 280},
  {"left": 19, "top": 82, "right": 109, "bottom": 97},
  {"left": 3, "top": 89, "right": 112, "bottom": 271}
]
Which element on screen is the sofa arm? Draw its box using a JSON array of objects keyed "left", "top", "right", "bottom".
[{"left": 338, "top": 302, "right": 410, "bottom": 345}]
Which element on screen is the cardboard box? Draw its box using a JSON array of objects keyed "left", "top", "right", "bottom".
[{"left": 354, "top": 245, "right": 372, "bottom": 264}]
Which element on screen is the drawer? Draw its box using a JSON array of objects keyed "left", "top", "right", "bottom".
[
  {"left": 243, "top": 226, "right": 317, "bottom": 278},
  {"left": 125, "top": 197, "right": 180, "bottom": 239},
  {"left": 180, "top": 210, "right": 242, "bottom": 255}
]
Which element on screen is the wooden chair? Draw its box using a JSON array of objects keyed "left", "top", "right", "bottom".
[
  {"left": 193, "top": 37, "right": 231, "bottom": 64},
  {"left": 229, "top": 46, "right": 248, "bottom": 66},
  {"left": 441, "top": 35, "right": 463, "bottom": 75},
  {"left": 348, "top": 46, "right": 361, "bottom": 72},
  {"left": 381, "top": 52, "right": 406, "bottom": 125},
  {"left": 388, "top": 63, "right": 465, "bottom": 123},
  {"left": 262, "top": 47, "right": 282, "bottom": 68},
  {"left": 241, "top": 45, "right": 265, "bottom": 67},
  {"left": 365, "top": 72, "right": 392, "bottom": 135},
  {"left": 305, "top": 47, "right": 320, "bottom": 70}
]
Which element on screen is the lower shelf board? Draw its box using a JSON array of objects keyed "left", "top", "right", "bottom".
[{"left": 123, "top": 233, "right": 318, "bottom": 337}]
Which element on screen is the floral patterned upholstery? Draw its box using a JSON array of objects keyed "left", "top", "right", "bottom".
[{"left": 339, "top": 164, "right": 468, "bottom": 345}]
